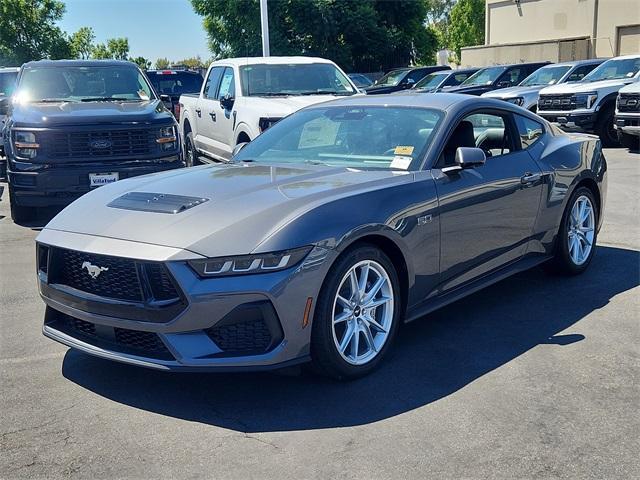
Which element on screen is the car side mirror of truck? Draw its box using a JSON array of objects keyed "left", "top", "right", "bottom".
[
  {"left": 497, "top": 80, "right": 513, "bottom": 88},
  {"left": 220, "top": 94, "right": 235, "bottom": 110},
  {"left": 159, "top": 94, "right": 171, "bottom": 103},
  {"left": 455, "top": 147, "right": 486, "bottom": 168}
]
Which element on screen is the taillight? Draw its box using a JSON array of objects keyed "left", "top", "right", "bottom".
[{"left": 174, "top": 103, "right": 181, "bottom": 120}]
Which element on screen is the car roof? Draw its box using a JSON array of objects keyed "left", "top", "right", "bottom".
[
  {"left": 548, "top": 59, "right": 606, "bottom": 67},
  {"left": 22, "top": 59, "right": 138, "bottom": 68},
  {"left": 211, "top": 56, "right": 336, "bottom": 67}
]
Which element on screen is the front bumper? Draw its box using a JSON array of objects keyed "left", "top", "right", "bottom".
[
  {"left": 8, "top": 157, "right": 184, "bottom": 207},
  {"left": 37, "top": 231, "right": 332, "bottom": 371},
  {"left": 538, "top": 111, "right": 597, "bottom": 132},
  {"left": 614, "top": 114, "right": 640, "bottom": 136}
]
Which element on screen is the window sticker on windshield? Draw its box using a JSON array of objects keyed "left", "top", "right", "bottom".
[
  {"left": 394, "top": 145, "right": 414, "bottom": 155},
  {"left": 390, "top": 156, "right": 412, "bottom": 170},
  {"left": 137, "top": 90, "right": 149, "bottom": 100},
  {"left": 298, "top": 117, "right": 340, "bottom": 149}
]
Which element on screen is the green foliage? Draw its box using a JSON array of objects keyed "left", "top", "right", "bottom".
[
  {"left": 0, "top": 0, "right": 71, "bottom": 65},
  {"left": 191, "top": 0, "right": 439, "bottom": 71},
  {"left": 446, "top": 0, "right": 485, "bottom": 64},
  {"left": 107, "top": 37, "right": 129, "bottom": 60},
  {"left": 70, "top": 26, "right": 95, "bottom": 59},
  {"left": 175, "top": 56, "right": 205, "bottom": 69},
  {"left": 130, "top": 56, "right": 151, "bottom": 70},
  {"left": 155, "top": 57, "right": 170, "bottom": 69},
  {"left": 91, "top": 43, "right": 111, "bottom": 59}
]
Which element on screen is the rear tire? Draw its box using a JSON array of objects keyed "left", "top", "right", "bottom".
[
  {"left": 618, "top": 130, "right": 639, "bottom": 152},
  {"left": 9, "top": 186, "right": 35, "bottom": 224},
  {"left": 595, "top": 105, "right": 619, "bottom": 147},
  {"left": 310, "top": 244, "right": 401, "bottom": 379},
  {"left": 184, "top": 131, "right": 199, "bottom": 167},
  {"left": 547, "top": 187, "right": 598, "bottom": 276}
]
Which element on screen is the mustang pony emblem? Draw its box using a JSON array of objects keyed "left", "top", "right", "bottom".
[{"left": 81, "top": 261, "right": 109, "bottom": 279}]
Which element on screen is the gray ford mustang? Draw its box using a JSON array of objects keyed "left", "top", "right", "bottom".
[{"left": 36, "top": 93, "right": 607, "bottom": 379}]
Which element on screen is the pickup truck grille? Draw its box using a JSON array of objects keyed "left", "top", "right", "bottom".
[
  {"left": 618, "top": 93, "right": 640, "bottom": 112},
  {"left": 43, "top": 128, "right": 157, "bottom": 159},
  {"left": 538, "top": 94, "right": 584, "bottom": 111}
]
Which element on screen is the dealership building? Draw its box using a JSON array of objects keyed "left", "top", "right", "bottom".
[{"left": 461, "top": 0, "right": 640, "bottom": 66}]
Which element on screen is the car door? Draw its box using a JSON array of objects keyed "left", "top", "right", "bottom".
[
  {"left": 209, "top": 66, "right": 237, "bottom": 160},
  {"left": 194, "top": 66, "right": 224, "bottom": 154},
  {"left": 430, "top": 109, "right": 544, "bottom": 293}
]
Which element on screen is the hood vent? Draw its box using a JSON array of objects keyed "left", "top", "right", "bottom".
[{"left": 107, "top": 192, "right": 209, "bottom": 214}]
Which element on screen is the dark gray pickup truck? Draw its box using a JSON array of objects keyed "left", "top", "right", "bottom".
[{"left": 1, "top": 60, "right": 184, "bottom": 223}]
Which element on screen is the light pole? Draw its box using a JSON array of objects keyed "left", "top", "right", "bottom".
[{"left": 260, "top": 0, "right": 270, "bottom": 57}]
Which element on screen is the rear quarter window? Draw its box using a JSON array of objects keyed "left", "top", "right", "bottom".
[{"left": 515, "top": 114, "right": 545, "bottom": 148}]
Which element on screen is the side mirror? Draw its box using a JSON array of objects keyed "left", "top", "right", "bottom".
[
  {"left": 159, "top": 94, "right": 171, "bottom": 103},
  {"left": 455, "top": 147, "right": 486, "bottom": 168},
  {"left": 232, "top": 142, "right": 248, "bottom": 157},
  {"left": 497, "top": 80, "right": 513, "bottom": 88},
  {"left": 220, "top": 94, "right": 235, "bottom": 110}
]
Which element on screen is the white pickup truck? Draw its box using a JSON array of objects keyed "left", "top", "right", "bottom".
[
  {"left": 178, "top": 56, "right": 358, "bottom": 164},
  {"left": 615, "top": 81, "right": 640, "bottom": 150}
]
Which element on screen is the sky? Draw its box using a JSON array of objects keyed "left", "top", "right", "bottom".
[{"left": 59, "top": 0, "right": 211, "bottom": 64}]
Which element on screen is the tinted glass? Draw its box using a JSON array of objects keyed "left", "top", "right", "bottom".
[
  {"left": 565, "top": 64, "right": 599, "bottom": 82},
  {"left": 465, "top": 113, "right": 511, "bottom": 157},
  {"left": 0, "top": 71, "right": 18, "bottom": 96},
  {"left": 217, "top": 67, "right": 235, "bottom": 99},
  {"left": 582, "top": 57, "right": 640, "bottom": 82},
  {"left": 374, "top": 69, "right": 409, "bottom": 87},
  {"left": 520, "top": 65, "right": 572, "bottom": 86},
  {"left": 239, "top": 63, "right": 355, "bottom": 96},
  {"left": 515, "top": 115, "right": 544, "bottom": 148},
  {"left": 462, "top": 66, "right": 507, "bottom": 86},
  {"left": 235, "top": 106, "right": 444, "bottom": 171},
  {"left": 204, "top": 66, "right": 224, "bottom": 99},
  {"left": 148, "top": 72, "right": 203, "bottom": 95},
  {"left": 15, "top": 66, "right": 154, "bottom": 102},
  {"left": 405, "top": 69, "right": 430, "bottom": 83},
  {"left": 414, "top": 72, "right": 448, "bottom": 89}
]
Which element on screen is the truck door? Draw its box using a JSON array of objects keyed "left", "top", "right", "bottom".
[
  {"left": 209, "top": 67, "right": 237, "bottom": 160},
  {"left": 194, "top": 66, "right": 224, "bottom": 155}
]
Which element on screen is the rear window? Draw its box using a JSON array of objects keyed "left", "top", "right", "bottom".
[
  {"left": 148, "top": 71, "right": 203, "bottom": 95},
  {"left": 0, "top": 71, "right": 18, "bottom": 96}
]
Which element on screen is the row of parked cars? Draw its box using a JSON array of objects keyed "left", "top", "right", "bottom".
[{"left": 0, "top": 54, "right": 638, "bottom": 223}]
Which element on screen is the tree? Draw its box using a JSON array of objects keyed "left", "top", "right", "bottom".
[
  {"left": 190, "top": 0, "right": 438, "bottom": 72},
  {"left": 107, "top": 37, "right": 129, "bottom": 60},
  {"left": 0, "top": 0, "right": 71, "bottom": 65},
  {"left": 155, "top": 57, "right": 170, "bottom": 69},
  {"left": 70, "top": 26, "right": 95, "bottom": 59},
  {"left": 446, "top": 0, "right": 485, "bottom": 64},
  {"left": 91, "top": 43, "right": 111, "bottom": 59},
  {"left": 175, "top": 56, "right": 205, "bottom": 69},
  {"left": 130, "top": 56, "right": 151, "bottom": 70}
]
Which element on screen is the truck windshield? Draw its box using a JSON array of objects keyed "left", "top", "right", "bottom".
[
  {"left": 15, "top": 65, "right": 155, "bottom": 103},
  {"left": 234, "top": 106, "right": 443, "bottom": 171},
  {"left": 148, "top": 71, "right": 203, "bottom": 95},
  {"left": 414, "top": 72, "right": 448, "bottom": 89},
  {"left": 462, "top": 66, "right": 506, "bottom": 86},
  {"left": 581, "top": 57, "right": 640, "bottom": 82},
  {"left": 374, "top": 69, "right": 409, "bottom": 87},
  {"left": 520, "top": 65, "right": 571, "bottom": 86},
  {"left": 0, "top": 71, "right": 18, "bottom": 96},
  {"left": 239, "top": 63, "right": 355, "bottom": 96}
]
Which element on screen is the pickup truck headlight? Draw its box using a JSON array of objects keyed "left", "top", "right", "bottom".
[
  {"left": 13, "top": 131, "right": 39, "bottom": 159},
  {"left": 506, "top": 97, "right": 524, "bottom": 106},
  {"left": 156, "top": 125, "right": 178, "bottom": 151},
  {"left": 259, "top": 117, "right": 283, "bottom": 132},
  {"left": 575, "top": 92, "right": 598, "bottom": 109},
  {"left": 188, "top": 246, "right": 312, "bottom": 277}
]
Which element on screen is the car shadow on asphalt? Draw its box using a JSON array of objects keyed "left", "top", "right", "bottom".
[{"left": 61, "top": 245, "right": 639, "bottom": 433}]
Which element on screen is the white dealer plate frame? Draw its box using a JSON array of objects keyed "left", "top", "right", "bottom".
[{"left": 89, "top": 172, "right": 119, "bottom": 187}]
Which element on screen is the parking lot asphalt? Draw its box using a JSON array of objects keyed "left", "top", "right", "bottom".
[{"left": 1, "top": 148, "right": 639, "bottom": 479}]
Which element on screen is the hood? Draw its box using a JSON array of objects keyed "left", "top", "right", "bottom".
[
  {"left": 444, "top": 84, "right": 492, "bottom": 96},
  {"left": 618, "top": 82, "right": 640, "bottom": 94},
  {"left": 9, "top": 99, "right": 174, "bottom": 127},
  {"left": 40, "top": 163, "right": 411, "bottom": 258},
  {"left": 364, "top": 85, "right": 402, "bottom": 95},
  {"left": 243, "top": 94, "right": 352, "bottom": 117},
  {"left": 540, "top": 78, "right": 637, "bottom": 95},
  {"left": 483, "top": 85, "right": 546, "bottom": 98}
]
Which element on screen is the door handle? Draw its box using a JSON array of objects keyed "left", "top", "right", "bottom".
[
  {"left": 520, "top": 172, "right": 541, "bottom": 185},
  {"left": 195, "top": 108, "right": 201, "bottom": 117},
  {"left": 209, "top": 112, "right": 216, "bottom": 122}
]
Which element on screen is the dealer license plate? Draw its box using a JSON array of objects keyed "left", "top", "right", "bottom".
[{"left": 89, "top": 172, "right": 119, "bottom": 187}]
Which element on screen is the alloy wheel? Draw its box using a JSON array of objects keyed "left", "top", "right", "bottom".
[
  {"left": 331, "top": 260, "right": 394, "bottom": 365},
  {"left": 567, "top": 195, "right": 595, "bottom": 266}
]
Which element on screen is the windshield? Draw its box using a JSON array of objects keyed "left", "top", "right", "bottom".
[
  {"left": 520, "top": 65, "right": 571, "bottom": 86},
  {"left": 414, "top": 72, "right": 448, "bottom": 89},
  {"left": 582, "top": 57, "right": 640, "bottom": 82},
  {"left": 234, "top": 106, "right": 443, "bottom": 170},
  {"left": 239, "top": 63, "right": 355, "bottom": 97},
  {"left": 15, "top": 65, "right": 155, "bottom": 103},
  {"left": 0, "top": 71, "right": 18, "bottom": 96},
  {"left": 373, "top": 69, "right": 409, "bottom": 87},
  {"left": 148, "top": 72, "right": 203, "bottom": 95},
  {"left": 462, "top": 66, "right": 507, "bottom": 86}
]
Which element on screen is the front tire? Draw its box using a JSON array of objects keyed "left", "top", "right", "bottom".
[
  {"left": 618, "top": 130, "right": 639, "bottom": 152},
  {"left": 595, "top": 105, "right": 619, "bottom": 147},
  {"left": 311, "top": 245, "right": 401, "bottom": 379},
  {"left": 549, "top": 187, "right": 598, "bottom": 275}
]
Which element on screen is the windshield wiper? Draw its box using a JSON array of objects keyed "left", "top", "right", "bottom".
[
  {"left": 79, "top": 97, "right": 136, "bottom": 102},
  {"left": 298, "top": 90, "right": 349, "bottom": 96},
  {"left": 251, "top": 92, "right": 291, "bottom": 97},
  {"left": 36, "top": 98, "right": 76, "bottom": 103}
]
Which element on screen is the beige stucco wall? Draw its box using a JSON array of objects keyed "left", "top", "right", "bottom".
[{"left": 485, "top": 0, "right": 639, "bottom": 57}]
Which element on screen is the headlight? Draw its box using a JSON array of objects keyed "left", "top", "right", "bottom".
[
  {"left": 13, "top": 130, "right": 39, "bottom": 159},
  {"left": 506, "top": 97, "right": 524, "bottom": 106},
  {"left": 188, "top": 246, "right": 312, "bottom": 277},
  {"left": 258, "top": 117, "right": 282, "bottom": 132},
  {"left": 575, "top": 92, "right": 598, "bottom": 109},
  {"left": 156, "top": 125, "right": 177, "bottom": 151}
]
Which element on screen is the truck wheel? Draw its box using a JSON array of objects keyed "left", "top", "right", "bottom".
[
  {"left": 9, "top": 186, "right": 35, "bottom": 224},
  {"left": 595, "top": 105, "right": 619, "bottom": 147},
  {"left": 618, "top": 130, "right": 639, "bottom": 152},
  {"left": 184, "top": 131, "right": 200, "bottom": 167}
]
